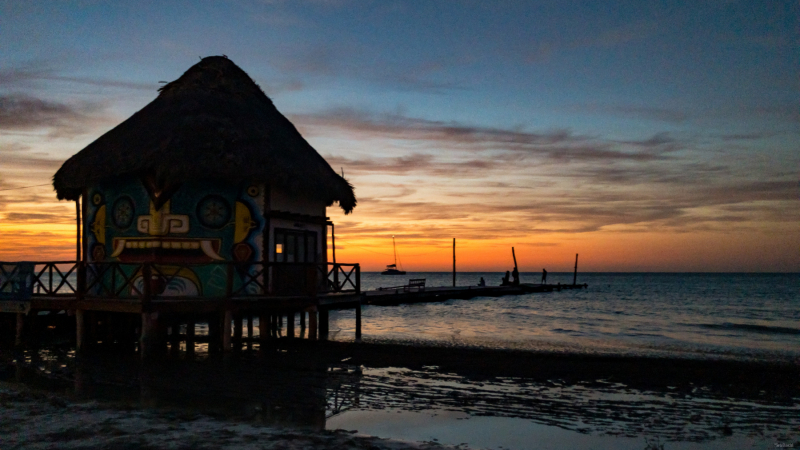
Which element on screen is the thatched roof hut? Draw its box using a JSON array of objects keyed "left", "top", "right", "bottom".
[{"left": 53, "top": 56, "right": 356, "bottom": 213}]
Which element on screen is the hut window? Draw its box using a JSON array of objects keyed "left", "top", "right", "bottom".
[{"left": 274, "top": 228, "right": 318, "bottom": 263}]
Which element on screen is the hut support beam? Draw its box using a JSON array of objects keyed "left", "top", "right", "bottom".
[
  {"left": 186, "top": 318, "right": 195, "bottom": 355},
  {"left": 223, "top": 311, "right": 232, "bottom": 351},
  {"left": 15, "top": 313, "right": 24, "bottom": 347},
  {"left": 259, "top": 314, "right": 267, "bottom": 343},
  {"left": 286, "top": 312, "right": 294, "bottom": 338},
  {"left": 75, "top": 310, "right": 85, "bottom": 351},
  {"left": 140, "top": 312, "right": 159, "bottom": 359},
  {"left": 355, "top": 302, "right": 362, "bottom": 341},
  {"left": 319, "top": 308, "right": 329, "bottom": 340},
  {"left": 307, "top": 307, "right": 317, "bottom": 340}
]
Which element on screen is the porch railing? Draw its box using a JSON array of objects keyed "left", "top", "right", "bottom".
[{"left": 0, "top": 261, "right": 359, "bottom": 301}]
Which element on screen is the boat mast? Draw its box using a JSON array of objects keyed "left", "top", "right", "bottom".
[{"left": 392, "top": 235, "right": 397, "bottom": 266}]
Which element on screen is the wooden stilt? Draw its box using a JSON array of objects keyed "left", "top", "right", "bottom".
[
  {"left": 15, "top": 313, "right": 24, "bottom": 347},
  {"left": 319, "top": 308, "right": 329, "bottom": 340},
  {"left": 89, "top": 311, "right": 98, "bottom": 347},
  {"left": 186, "top": 318, "right": 195, "bottom": 355},
  {"left": 233, "top": 313, "right": 243, "bottom": 343},
  {"left": 308, "top": 307, "right": 317, "bottom": 341},
  {"left": 208, "top": 314, "right": 220, "bottom": 353},
  {"left": 300, "top": 310, "right": 306, "bottom": 337},
  {"left": 246, "top": 315, "right": 253, "bottom": 350},
  {"left": 169, "top": 318, "right": 180, "bottom": 356},
  {"left": 286, "top": 312, "right": 294, "bottom": 338},
  {"left": 105, "top": 313, "right": 115, "bottom": 347},
  {"left": 271, "top": 314, "right": 278, "bottom": 338},
  {"left": 258, "top": 314, "right": 267, "bottom": 342},
  {"left": 75, "top": 310, "right": 85, "bottom": 351},
  {"left": 140, "top": 312, "right": 159, "bottom": 359},
  {"left": 223, "top": 311, "right": 232, "bottom": 352},
  {"left": 355, "top": 302, "right": 362, "bottom": 340}
]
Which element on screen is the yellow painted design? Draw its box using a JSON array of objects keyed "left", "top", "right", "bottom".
[
  {"left": 234, "top": 201, "right": 257, "bottom": 243},
  {"left": 137, "top": 200, "right": 189, "bottom": 235},
  {"left": 91, "top": 205, "right": 106, "bottom": 245}
]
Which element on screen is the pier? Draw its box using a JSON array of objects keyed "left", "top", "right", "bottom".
[{"left": 1, "top": 260, "right": 587, "bottom": 356}]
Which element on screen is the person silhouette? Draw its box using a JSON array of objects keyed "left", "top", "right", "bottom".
[
  {"left": 541, "top": 268, "right": 547, "bottom": 284},
  {"left": 502, "top": 271, "right": 510, "bottom": 286},
  {"left": 478, "top": 277, "right": 486, "bottom": 287},
  {"left": 512, "top": 267, "right": 519, "bottom": 286}
]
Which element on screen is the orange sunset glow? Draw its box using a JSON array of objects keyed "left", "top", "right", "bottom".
[{"left": 1, "top": 2, "right": 798, "bottom": 272}]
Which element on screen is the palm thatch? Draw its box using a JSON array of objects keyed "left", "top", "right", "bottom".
[{"left": 53, "top": 56, "right": 356, "bottom": 213}]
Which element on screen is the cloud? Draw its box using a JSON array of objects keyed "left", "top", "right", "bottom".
[
  {"left": 0, "top": 94, "right": 106, "bottom": 137},
  {"left": 1, "top": 212, "right": 73, "bottom": 224},
  {"left": 717, "top": 131, "right": 777, "bottom": 141},
  {"left": 604, "top": 105, "right": 689, "bottom": 124},
  {"left": 301, "top": 109, "right": 679, "bottom": 164},
  {"left": 0, "top": 64, "right": 157, "bottom": 91}
]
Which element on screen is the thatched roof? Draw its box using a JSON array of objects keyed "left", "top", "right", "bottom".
[{"left": 53, "top": 56, "right": 356, "bottom": 213}]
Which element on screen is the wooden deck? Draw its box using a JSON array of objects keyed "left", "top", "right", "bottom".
[{"left": 2, "top": 260, "right": 588, "bottom": 357}]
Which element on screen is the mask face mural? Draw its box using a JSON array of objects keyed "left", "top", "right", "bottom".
[{"left": 85, "top": 177, "right": 264, "bottom": 298}]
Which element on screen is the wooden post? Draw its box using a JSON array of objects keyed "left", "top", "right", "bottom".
[
  {"left": 355, "top": 264, "right": 361, "bottom": 295},
  {"left": 75, "top": 309, "right": 85, "bottom": 351},
  {"left": 331, "top": 222, "right": 339, "bottom": 291},
  {"left": 319, "top": 308, "right": 329, "bottom": 340},
  {"left": 247, "top": 315, "right": 253, "bottom": 338},
  {"left": 258, "top": 314, "right": 267, "bottom": 342},
  {"left": 300, "top": 310, "right": 306, "bottom": 338},
  {"left": 186, "top": 318, "right": 195, "bottom": 355},
  {"left": 453, "top": 238, "right": 456, "bottom": 287},
  {"left": 225, "top": 263, "right": 234, "bottom": 299},
  {"left": 355, "top": 301, "right": 362, "bottom": 341},
  {"left": 141, "top": 263, "right": 152, "bottom": 312},
  {"left": 223, "top": 311, "right": 232, "bottom": 351},
  {"left": 307, "top": 307, "right": 317, "bottom": 340},
  {"left": 331, "top": 222, "right": 336, "bottom": 265},
  {"left": 169, "top": 318, "right": 180, "bottom": 356},
  {"left": 208, "top": 314, "right": 220, "bottom": 353},
  {"left": 140, "top": 312, "right": 159, "bottom": 359},
  {"left": 286, "top": 312, "right": 294, "bottom": 338},
  {"left": 233, "top": 313, "right": 243, "bottom": 343},
  {"left": 573, "top": 253, "right": 579, "bottom": 286},
  {"left": 15, "top": 313, "right": 24, "bottom": 347},
  {"left": 75, "top": 199, "right": 81, "bottom": 262}
]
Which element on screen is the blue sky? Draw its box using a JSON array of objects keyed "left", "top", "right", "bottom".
[{"left": 1, "top": 1, "right": 798, "bottom": 270}]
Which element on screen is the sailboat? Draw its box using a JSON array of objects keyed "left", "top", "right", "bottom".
[{"left": 381, "top": 236, "right": 406, "bottom": 275}]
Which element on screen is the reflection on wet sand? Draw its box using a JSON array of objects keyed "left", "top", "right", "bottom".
[{"left": 2, "top": 341, "right": 798, "bottom": 448}]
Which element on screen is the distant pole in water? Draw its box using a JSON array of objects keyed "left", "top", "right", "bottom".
[
  {"left": 452, "top": 238, "right": 456, "bottom": 287},
  {"left": 573, "top": 253, "right": 579, "bottom": 286},
  {"left": 512, "top": 247, "right": 518, "bottom": 271}
]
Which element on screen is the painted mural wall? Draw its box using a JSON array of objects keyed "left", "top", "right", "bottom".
[{"left": 84, "top": 176, "right": 265, "bottom": 298}]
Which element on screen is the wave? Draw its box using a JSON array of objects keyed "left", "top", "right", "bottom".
[{"left": 696, "top": 323, "right": 800, "bottom": 336}]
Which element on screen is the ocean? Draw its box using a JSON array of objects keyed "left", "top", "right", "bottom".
[
  {"left": 3, "top": 272, "right": 798, "bottom": 449},
  {"left": 328, "top": 272, "right": 800, "bottom": 362}
]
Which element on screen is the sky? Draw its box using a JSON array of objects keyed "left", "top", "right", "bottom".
[{"left": 0, "top": 1, "right": 798, "bottom": 272}]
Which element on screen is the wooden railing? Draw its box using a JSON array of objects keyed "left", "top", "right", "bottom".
[{"left": 0, "top": 261, "right": 360, "bottom": 301}]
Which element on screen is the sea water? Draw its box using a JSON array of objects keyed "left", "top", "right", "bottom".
[
  {"left": 329, "top": 272, "right": 800, "bottom": 362},
  {"left": 325, "top": 272, "right": 799, "bottom": 449}
]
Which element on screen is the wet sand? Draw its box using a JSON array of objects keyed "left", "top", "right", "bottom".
[
  {"left": 1, "top": 340, "right": 798, "bottom": 449},
  {"left": 0, "top": 381, "right": 466, "bottom": 450}
]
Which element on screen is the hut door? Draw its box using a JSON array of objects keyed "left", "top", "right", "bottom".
[{"left": 273, "top": 229, "right": 318, "bottom": 295}]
